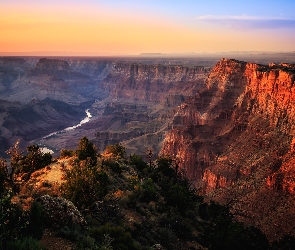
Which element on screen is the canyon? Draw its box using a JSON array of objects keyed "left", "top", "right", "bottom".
[
  {"left": 161, "top": 59, "right": 295, "bottom": 240},
  {"left": 1, "top": 54, "right": 295, "bottom": 241}
]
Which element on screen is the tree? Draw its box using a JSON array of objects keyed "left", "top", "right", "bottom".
[
  {"left": 18, "top": 145, "right": 52, "bottom": 174},
  {"left": 6, "top": 140, "right": 22, "bottom": 183},
  {"left": 76, "top": 137, "right": 97, "bottom": 163}
]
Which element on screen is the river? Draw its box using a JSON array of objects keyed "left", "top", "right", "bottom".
[{"left": 39, "top": 109, "right": 92, "bottom": 154}]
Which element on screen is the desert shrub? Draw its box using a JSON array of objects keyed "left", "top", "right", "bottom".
[
  {"left": 60, "top": 149, "right": 75, "bottom": 158},
  {"left": 155, "top": 227, "right": 178, "bottom": 249},
  {"left": 76, "top": 137, "right": 97, "bottom": 163},
  {"left": 200, "top": 202, "right": 269, "bottom": 250},
  {"left": 18, "top": 145, "right": 52, "bottom": 173},
  {"left": 62, "top": 162, "right": 109, "bottom": 209},
  {"left": 0, "top": 192, "right": 26, "bottom": 244},
  {"left": 156, "top": 155, "right": 175, "bottom": 179},
  {"left": 129, "top": 154, "right": 148, "bottom": 172},
  {"left": 0, "top": 160, "right": 8, "bottom": 196},
  {"left": 90, "top": 200, "right": 123, "bottom": 225},
  {"left": 164, "top": 183, "right": 190, "bottom": 212},
  {"left": 90, "top": 224, "right": 140, "bottom": 250},
  {"left": 36, "top": 195, "right": 86, "bottom": 229},
  {"left": 76, "top": 235, "right": 97, "bottom": 250},
  {"left": 102, "top": 159, "right": 122, "bottom": 174},
  {"left": 6, "top": 237, "right": 46, "bottom": 250},
  {"left": 141, "top": 178, "right": 158, "bottom": 203},
  {"left": 159, "top": 209, "right": 193, "bottom": 240},
  {"left": 24, "top": 201, "right": 45, "bottom": 240},
  {"left": 105, "top": 143, "right": 126, "bottom": 159},
  {"left": 56, "top": 224, "right": 84, "bottom": 242}
]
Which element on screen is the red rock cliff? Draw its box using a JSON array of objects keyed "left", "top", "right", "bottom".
[{"left": 161, "top": 59, "right": 295, "bottom": 240}]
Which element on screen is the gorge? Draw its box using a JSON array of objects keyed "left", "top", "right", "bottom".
[{"left": 1, "top": 54, "right": 295, "bottom": 241}]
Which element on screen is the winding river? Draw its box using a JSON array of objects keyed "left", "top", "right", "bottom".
[{"left": 39, "top": 109, "right": 92, "bottom": 154}]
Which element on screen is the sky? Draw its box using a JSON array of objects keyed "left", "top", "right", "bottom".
[{"left": 0, "top": 0, "right": 295, "bottom": 56}]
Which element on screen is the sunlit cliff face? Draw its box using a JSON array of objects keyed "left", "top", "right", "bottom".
[{"left": 161, "top": 59, "right": 295, "bottom": 190}]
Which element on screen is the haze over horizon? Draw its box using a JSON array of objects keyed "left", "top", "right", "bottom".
[{"left": 1, "top": 0, "right": 295, "bottom": 56}]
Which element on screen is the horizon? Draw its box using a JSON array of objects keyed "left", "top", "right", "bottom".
[
  {"left": 1, "top": 51, "right": 295, "bottom": 58},
  {"left": 1, "top": 1, "right": 295, "bottom": 56}
]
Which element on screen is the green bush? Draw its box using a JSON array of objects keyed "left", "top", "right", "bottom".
[
  {"left": 6, "top": 237, "right": 46, "bottom": 250},
  {"left": 105, "top": 143, "right": 126, "bottom": 159},
  {"left": 60, "top": 149, "right": 75, "bottom": 158},
  {"left": 102, "top": 159, "right": 122, "bottom": 174},
  {"left": 18, "top": 145, "right": 52, "bottom": 173},
  {"left": 62, "top": 163, "right": 109, "bottom": 209},
  {"left": 24, "top": 201, "right": 45, "bottom": 240},
  {"left": 200, "top": 202, "right": 269, "bottom": 250},
  {"left": 76, "top": 137, "right": 97, "bottom": 163},
  {"left": 141, "top": 178, "right": 158, "bottom": 203},
  {"left": 129, "top": 154, "right": 148, "bottom": 172},
  {"left": 90, "top": 224, "right": 140, "bottom": 250}
]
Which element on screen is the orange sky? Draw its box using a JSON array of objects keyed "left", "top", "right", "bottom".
[{"left": 1, "top": 1, "right": 294, "bottom": 56}]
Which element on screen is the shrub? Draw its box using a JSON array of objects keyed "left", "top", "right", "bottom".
[
  {"left": 102, "top": 159, "right": 122, "bottom": 174},
  {"left": 141, "top": 178, "right": 158, "bottom": 203},
  {"left": 76, "top": 137, "right": 97, "bottom": 163},
  {"left": 24, "top": 201, "right": 45, "bottom": 239},
  {"left": 6, "top": 237, "right": 46, "bottom": 250},
  {"left": 90, "top": 224, "right": 140, "bottom": 250},
  {"left": 18, "top": 145, "right": 52, "bottom": 173},
  {"left": 129, "top": 154, "right": 148, "bottom": 172},
  {"left": 60, "top": 149, "right": 75, "bottom": 158},
  {"left": 62, "top": 163, "right": 109, "bottom": 209},
  {"left": 105, "top": 143, "right": 126, "bottom": 159}
]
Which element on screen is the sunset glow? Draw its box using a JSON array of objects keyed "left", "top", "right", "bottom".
[{"left": 1, "top": 0, "right": 295, "bottom": 56}]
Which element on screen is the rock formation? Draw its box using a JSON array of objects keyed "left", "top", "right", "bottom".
[
  {"left": 92, "top": 62, "right": 210, "bottom": 156},
  {"left": 161, "top": 58, "right": 295, "bottom": 240},
  {"left": 100, "top": 62, "right": 209, "bottom": 103}
]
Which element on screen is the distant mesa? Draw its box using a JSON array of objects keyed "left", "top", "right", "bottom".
[{"left": 139, "top": 53, "right": 165, "bottom": 56}]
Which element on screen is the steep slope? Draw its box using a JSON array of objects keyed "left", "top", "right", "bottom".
[{"left": 161, "top": 59, "right": 295, "bottom": 240}]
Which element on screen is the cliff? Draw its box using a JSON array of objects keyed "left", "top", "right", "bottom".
[
  {"left": 161, "top": 59, "right": 295, "bottom": 240},
  {"left": 100, "top": 62, "right": 209, "bottom": 103},
  {"left": 5, "top": 58, "right": 112, "bottom": 104}
]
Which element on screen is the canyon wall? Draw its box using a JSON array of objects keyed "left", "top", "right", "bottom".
[
  {"left": 4, "top": 58, "right": 113, "bottom": 104},
  {"left": 100, "top": 62, "right": 209, "bottom": 104},
  {"left": 161, "top": 58, "right": 295, "bottom": 240},
  {"left": 91, "top": 62, "right": 210, "bottom": 156}
]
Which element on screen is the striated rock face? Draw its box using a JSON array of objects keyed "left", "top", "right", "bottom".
[
  {"left": 85, "top": 62, "right": 210, "bottom": 157},
  {"left": 100, "top": 62, "right": 209, "bottom": 103},
  {"left": 34, "top": 58, "right": 70, "bottom": 72},
  {"left": 5, "top": 58, "right": 112, "bottom": 104},
  {"left": 161, "top": 59, "right": 295, "bottom": 240}
]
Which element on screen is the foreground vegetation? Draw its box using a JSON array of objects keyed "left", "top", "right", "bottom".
[{"left": 0, "top": 137, "right": 294, "bottom": 249}]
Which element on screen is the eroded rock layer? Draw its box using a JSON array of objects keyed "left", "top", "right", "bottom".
[
  {"left": 161, "top": 59, "right": 295, "bottom": 240},
  {"left": 100, "top": 62, "right": 209, "bottom": 103}
]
